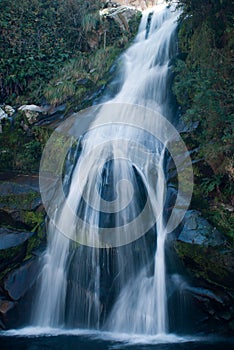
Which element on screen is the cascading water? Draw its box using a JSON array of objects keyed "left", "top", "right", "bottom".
[{"left": 32, "top": 3, "right": 182, "bottom": 335}]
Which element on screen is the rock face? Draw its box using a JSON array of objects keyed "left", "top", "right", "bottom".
[
  {"left": 0, "top": 175, "right": 45, "bottom": 329},
  {"left": 104, "top": 0, "right": 156, "bottom": 10},
  {"left": 18, "top": 104, "right": 66, "bottom": 126},
  {"left": 0, "top": 179, "right": 42, "bottom": 227},
  {"left": 100, "top": 1, "right": 142, "bottom": 42},
  {"left": 0, "top": 300, "right": 17, "bottom": 329},
  {"left": 4, "top": 258, "right": 39, "bottom": 301},
  {"left": 0, "top": 228, "right": 34, "bottom": 250},
  {"left": 18, "top": 105, "right": 46, "bottom": 124},
  {"left": 178, "top": 210, "right": 225, "bottom": 247},
  {"left": 175, "top": 210, "right": 234, "bottom": 334}
]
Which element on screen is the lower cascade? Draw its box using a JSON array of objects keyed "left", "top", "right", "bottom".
[{"left": 32, "top": 4, "right": 189, "bottom": 336}]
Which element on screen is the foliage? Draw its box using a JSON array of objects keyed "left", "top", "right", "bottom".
[
  {"left": 0, "top": 1, "right": 141, "bottom": 176},
  {"left": 0, "top": 191, "right": 39, "bottom": 209},
  {"left": 22, "top": 210, "right": 44, "bottom": 228},
  {"left": 174, "top": 241, "right": 233, "bottom": 288},
  {"left": 0, "top": 114, "right": 51, "bottom": 173},
  {"left": 170, "top": 0, "right": 233, "bottom": 173},
  {"left": 0, "top": 0, "right": 101, "bottom": 103},
  {"left": 43, "top": 46, "right": 122, "bottom": 106},
  {"left": 169, "top": 0, "right": 233, "bottom": 236},
  {"left": 0, "top": 0, "right": 140, "bottom": 105},
  {"left": 203, "top": 206, "right": 234, "bottom": 243}
]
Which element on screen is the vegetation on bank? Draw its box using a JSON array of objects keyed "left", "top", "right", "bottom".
[
  {"left": 0, "top": 0, "right": 140, "bottom": 105},
  {"left": 0, "top": 0, "right": 100, "bottom": 103},
  {"left": 0, "top": 112, "right": 51, "bottom": 173},
  {"left": 167, "top": 0, "right": 234, "bottom": 241},
  {"left": 0, "top": 0, "right": 141, "bottom": 174}
]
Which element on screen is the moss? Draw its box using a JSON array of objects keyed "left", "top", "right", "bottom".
[
  {"left": 202, "top": 207, "right": 234, "bottom": 243},
  {"left": 21, "top": 209, "right": 46, "bottom": 259},
  {"left": 0, "top": 213, "right": 46, "bottom": 277},
  {"left": 22, "top": 211, "right": 44, "bottom": 231},
  {"left": 0, "top": 242, "right": 26, "bottom": 278},
  {"left": 174, "top": 241, "right": 233, "bottom": 289},
  {"left": 24, "top": 229, "right": 45, "bottom": 260},
  {"left": 43, "top": 44, "right": 123, "bottom": 108},
  {"left": 0, "top": 117, "right": 51, "bottom": 174},
  {"left": 0, "top": 191, "right": 39, "bottom": 211}
]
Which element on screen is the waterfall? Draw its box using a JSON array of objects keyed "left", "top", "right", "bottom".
[{"left": 32, "top": 4, "right": 181, "bottom": 335}]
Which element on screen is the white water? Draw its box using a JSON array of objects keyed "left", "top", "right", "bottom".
[
  {"left": 1, "top": 327, "right": 199, "bottom": 346},
  {"left": 32, "top": 4, "right": 180, "bottom": 335},
  {"left": 106, "top": 148, "right": 168, "bottom": 334}
]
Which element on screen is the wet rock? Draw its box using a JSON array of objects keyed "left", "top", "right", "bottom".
[
  {"left": 4, "top": 258, "right": 39, "bottom": 301},
  {"left": 175, "top": 208, "right": 234, "bottom": 333},
  {"left": 185, "top": 286, "right": 225, "bottom": 304},
  {"left": 0, "top": 300, "right": 17, "bottom": 329},
  {"left": 0, "top": 211, "right": 14, "bottom": 228},
  {"left": 178, "top": 210, "right": 225, "bottom": 247},
  {"left": 34, "top": 104, "right": 66, "bottom": 126},
  {"left": 0, "top": 300, "right": 16, "bottom": 315},
  {"left": 0, "top": 228, "right": 34, "bottom": 250},
  {"left": 47, "top": 104, "right": 66, "bottom": 116},
  {"left": 0, "top": 244, "right": 26, "bottom": 274},
  {"left": 0, "top": 180, "right": 39, "bottom": 196},
  {"left": 0, "top": 228, "right": 30, "bottom": 273}
]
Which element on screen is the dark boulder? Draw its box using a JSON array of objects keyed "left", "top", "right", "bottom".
[
  {"left": 175, "top": 210, "right": 234, "bottom": 334},
  {"left": 178, "top": 210, "right": 225, "bottom": 247},
  {"left": 4, "top": 258, "right": 39, "bottom": 301},
  {"left": 0, "top": 227, "right": 34, "bottom": 250},
  {"left": 0, "top": 300, "right": 18, "bottom": 329}
]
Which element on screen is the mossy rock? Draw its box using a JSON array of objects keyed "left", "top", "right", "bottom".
[
  {"left": 0, "top": 192, "right": 41, "bottom": 212},
  {"left": 0, "top": 244, "right": 26, "bottom": 278},
  {"left": 0, "top": 181, "right": 41, "bottom": 212},
  {"left": 174, "top": 241, "right": 234, "bottom": 289}
]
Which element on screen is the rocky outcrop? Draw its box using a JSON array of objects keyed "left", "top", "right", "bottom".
[
  {"left": 103, "top": 0, "right": 156, "bottom": 10},
  {"left": 178, "top": 210, "right": 225, "bottom": 247},
  {"left": 0, "top": 228, "right": 34, "bottom": 250},
  {"left": 0, "top": 102, "right": 67, "bottom": 129},
  {"left": 175, "top": 210, "right": 234, "bottom": 334},
  {"left": 4, "top": 258, "right": 39, "bottom": 301},
  {"left": 0, "top": 178, "right": 42, "bottom": 226},
  {"left": 0, "top": 175, "right": 45, "bottom": 329},
  {"left": 18, "top": 104, "right": 67, "bottom": 127},
  {"left": 0, "top": 300, "right": 17, "bottom": 329},
  {"left": 101, "top": 4, "right": 141, "bottom": 31}
]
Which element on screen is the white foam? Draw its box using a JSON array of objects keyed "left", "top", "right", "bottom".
[{"left": 0, "top": 327, "right": 200, "bottom": 344}]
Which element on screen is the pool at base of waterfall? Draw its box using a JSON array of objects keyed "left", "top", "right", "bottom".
[{"left": 0, "top": 329, "right": 233, "bottom": 350}]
